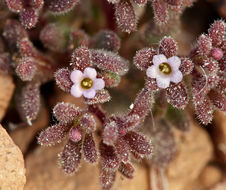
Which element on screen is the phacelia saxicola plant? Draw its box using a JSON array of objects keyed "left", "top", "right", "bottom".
[{"left": 0, "top": 0, "right": 225, "bottom": 190}]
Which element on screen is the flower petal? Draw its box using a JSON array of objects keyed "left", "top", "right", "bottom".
[
  {"left": 156, "top": 77, "right": 170, "bottom": 89},
  {"left": 70, "top": 70, "right": 83, "bottom": 83},
  {"left": 84, "top": 67, "right": 97, "bottom": 79},
  {"left": 146, "top": 65, "right": 158, "bottom": 78},
  {"left": 170, "top": 71, "right": 183, "bottom": 83},
  {"left": 167, "top": 56, "right": 181, "bottom": 70},
  {"left": 83, "top": 89, "right": 96, "bottom": 99},
  {"left": 153, "top": 54, "right": 167, "bottom": 66},
  {"left": 93, "top": 78, "right": 105, "bottom": 90},
  {"left": 71, "top": 84, "right": 83, "bottom": 98}
]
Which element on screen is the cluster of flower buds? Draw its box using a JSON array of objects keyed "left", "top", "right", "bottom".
[
  {"left": 2, "top": 19, "right": 56, "bottom": 124},
  {"left": 189, "top": 20, "right": 226, "bottom": 124}
]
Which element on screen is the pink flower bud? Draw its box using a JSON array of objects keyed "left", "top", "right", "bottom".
[
  {"left": 210, "top": 48, "right": 223, "bottom": 60},
  {"left": 69, "top": 127, "right": 82, "bottom": 142}
]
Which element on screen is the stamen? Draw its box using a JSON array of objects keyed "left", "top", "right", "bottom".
[
  {"left": 159, "top": 63, "right": 172, "bottom": 75},
  {"left": 81, "top": 78, "right": 93, "bottom": 89}
]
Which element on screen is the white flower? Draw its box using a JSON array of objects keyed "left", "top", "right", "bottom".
[
  {"left": 70, "top": 67, "right": 105, "bottom": 99},
  {"left": 146, "top": 54, "right": 183, "bottom": 89}
]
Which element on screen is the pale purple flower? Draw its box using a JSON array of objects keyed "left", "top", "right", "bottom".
[
  {"left": 70, "top": 67, "right": 105, "bottom": 99},
  {"left": 146, "top": 54, "right": 183, "bottom": 89}
]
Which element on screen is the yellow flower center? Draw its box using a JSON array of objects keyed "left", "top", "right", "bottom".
[
  {"left": 81, "top": 78, "right": 93, "bottom": 89},
  {"left": 159, "top": 62, "right": 172, "bottom": 75}
]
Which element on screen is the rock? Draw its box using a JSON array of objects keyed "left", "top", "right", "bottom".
[
  {"left": 0, "top": 124, "right": 26, "bottom": 190},
  {"left": 212, "top": 111, "right": 226, "bottom": 163},
  {"left": 210, "top": 181, "right": 226, "bottom": 190},
  {"left": 199, "top": 165, "right": 222, "bottom": 189},
  {"left": 10, "top": 107, "right": 50, "bottom": 154},
  {"left": 167, "top": 120, "right": 213, "bottom": 190},
  {"left": 0, "top": 74, "right": 15, "bottom": 121},
  {"left": 25, "top": 143, "right": 149, "bottom": 190}
]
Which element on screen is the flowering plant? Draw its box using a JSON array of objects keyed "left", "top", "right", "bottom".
[{"left": 0, "top": 0, "right": 225, "bottom": 190}]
